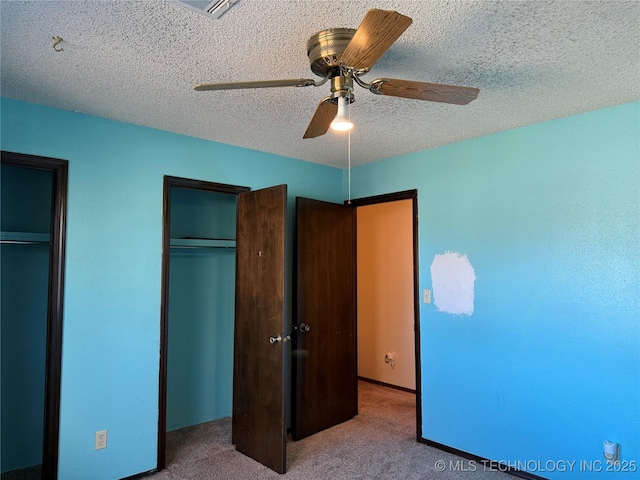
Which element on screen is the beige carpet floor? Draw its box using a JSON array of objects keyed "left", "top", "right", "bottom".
[{"left": 147, "top": 381, "right": 514, "bottom": 480}]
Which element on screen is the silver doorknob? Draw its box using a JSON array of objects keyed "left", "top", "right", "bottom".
[
  {"left": 297, "top": 323, "right": 310, "bottom": 332},
  {"left": 269, "top": 334, "right": 282, "bottom": 344}
]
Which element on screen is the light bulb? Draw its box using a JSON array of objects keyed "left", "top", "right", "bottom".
[{"left": 331, "top": 96, "right": 353, "bottom": 131}]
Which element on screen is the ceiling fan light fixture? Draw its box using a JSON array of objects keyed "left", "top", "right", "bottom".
[
  {"left": 193, "top": 9, "right": 480, "bottom": 139},
  {"left": 331, "top": 96, "right": 353, "bottom": 132}
]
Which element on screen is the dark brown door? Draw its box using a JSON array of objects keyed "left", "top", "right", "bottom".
[
  {"left": 293, "top": 197, "right": 357, "bottom": 440},
  {"left": 232, "top": 185, "right": 287, "bottom": 473}
]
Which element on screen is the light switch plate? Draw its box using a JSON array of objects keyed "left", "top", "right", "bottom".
[{"left": 423, "top": 289, "right": 431, "bottom": 304}]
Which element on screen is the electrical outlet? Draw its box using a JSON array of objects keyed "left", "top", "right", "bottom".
[
  {"left": 423, "top": 289, "right": 431, "bottom": 304},
  {"left": 95, "top": 430, "right": 107, "bottom": 450}
]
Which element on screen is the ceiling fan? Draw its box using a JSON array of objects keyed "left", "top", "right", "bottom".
[{"left": 194, "top": 9, "right": 479, "bottom": 139}]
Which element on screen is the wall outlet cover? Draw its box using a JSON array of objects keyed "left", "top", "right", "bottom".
[{"left": 95, "top": 430, "right": 108, "bottom": 450}]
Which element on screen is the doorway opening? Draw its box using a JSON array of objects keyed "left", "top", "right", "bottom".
[
  {"left": 1, "top": 151, "right": 68, "bottom": 480},
  {"left": 157, "top": 176, "right": 249, "bottom": 470},
  {"left": 350, "top": 190, "right": 421, "bottom": 441}
]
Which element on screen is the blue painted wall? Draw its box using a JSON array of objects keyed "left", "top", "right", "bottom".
[
  {"left": 348, "top": 101, "right": 640, "bottom": 479},
  {"left": 2, "top": 96, "right": 637, "bottom": 480},
  {"left": 0, "top": 97, "right": 342, "bottom": 479},
  {"left": 1, "top": 165, "right": 53, "bottom": 472},
  {"left": 1, "top": 165, "right": 52, "bottom": 233},
  {"left": 1, "top": 244, "right": 49, "bottom": 473},
  {"left": 167, "top": 248, "right": 236, "bottom": 430}
]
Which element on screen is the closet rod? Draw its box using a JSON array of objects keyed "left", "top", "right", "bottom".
[
  {"left": 170, "top": 245, "right": 235, "bottom": 250},
  {"left": 0, "top": 240, "right": 51, "bottom": 245}
]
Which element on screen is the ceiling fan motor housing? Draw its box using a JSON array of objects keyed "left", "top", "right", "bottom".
[
  {"left": 307, "top": 28, "right": 356, "bottom": 78},
  {"left": 330, "top": 76, "right": 355, "bottom": 104}
]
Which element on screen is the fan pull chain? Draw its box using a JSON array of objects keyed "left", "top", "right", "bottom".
[{"left": 347, "top": 91, "right": 352, "bottom": 204}]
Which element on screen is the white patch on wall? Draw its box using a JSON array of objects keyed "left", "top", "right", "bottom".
[{"left": 430, "top": 252, "right": 476, "bottom": 316}]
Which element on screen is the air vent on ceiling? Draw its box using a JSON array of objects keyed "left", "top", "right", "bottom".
[{"left": 170, "top": 0, "right": 236, "bottom": 19}]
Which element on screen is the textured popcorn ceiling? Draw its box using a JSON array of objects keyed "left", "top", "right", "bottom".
[{"left": 1, "top": 0, "right": 638, "bottom": 167}]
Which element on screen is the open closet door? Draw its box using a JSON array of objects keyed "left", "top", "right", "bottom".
[
  {"left": 233, "top": 184, "right": 287, "bottom": 474},
  {"left": 293, "top": 197, "right": 356, "bottom": 440}
]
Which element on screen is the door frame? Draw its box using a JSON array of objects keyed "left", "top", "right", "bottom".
[
  {"left": 1, "top": 151, "right": 68, "bottom": 479},
  {"left": 157, "top": 175, "right": 249, "bottom": 471},
  {"left": 348, "top": 189, "right": 422, "bottom": 441}
]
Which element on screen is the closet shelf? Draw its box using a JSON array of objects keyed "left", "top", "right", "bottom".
[
  {"left": 1, "top": 231, "right": 51, "bottom": 244},
  {"left": 170, "top": 238, "right": 236, "bottom": 249}
]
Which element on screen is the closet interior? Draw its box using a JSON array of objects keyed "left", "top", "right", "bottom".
[
  {"left": 165, "top": 186, "right": 238, "bottom": 433},
  {"left": 1, "top": 164, "right": 53, "bottom": 477}
]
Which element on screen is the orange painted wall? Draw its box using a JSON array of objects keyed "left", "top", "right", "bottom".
[{"left": 357, "top": 199, "right": 415, "bottom": 390}]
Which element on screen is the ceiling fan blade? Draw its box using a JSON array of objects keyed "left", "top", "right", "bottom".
[
  {"left": 194, "top": 78, "right": 317, "bottom": 91},
  {"left": 370, "top": 78, "right": 479, "bottom": 105},
  {"left": 303, "top": 97, "right": 337, "bottom": 139},
  {"left": 339, "top": 9, "right": 412, "bottom": 72}
]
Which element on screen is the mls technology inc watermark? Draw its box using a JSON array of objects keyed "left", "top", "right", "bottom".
[{"left": 433, "top": 459, "right": 638, "bottom": 474}]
